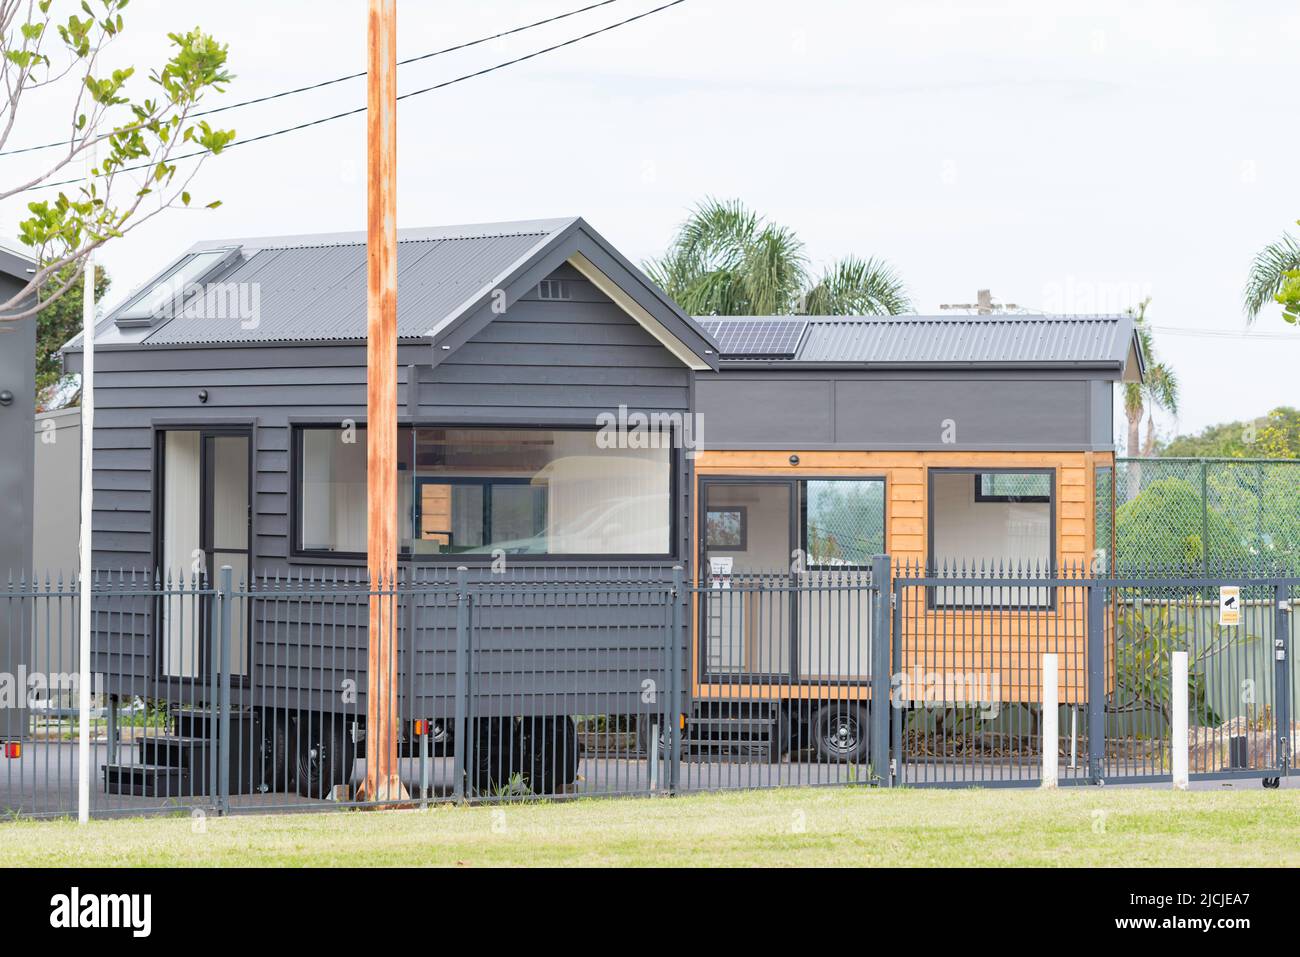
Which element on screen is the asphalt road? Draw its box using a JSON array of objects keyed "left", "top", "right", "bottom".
[{"left": 2, "top": 739, "right": 1292, "bottom": 819}]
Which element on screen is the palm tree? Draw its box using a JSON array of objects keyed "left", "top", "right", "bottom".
[
  {"left": 1123, "top": 298, "right": 1180, "bottom": 457},
  {"left": 645, "top": 198, "right": 911, "bottom": 317},
  {"left": 1243, "top": 226, "right": 1300, "bottom": 323}
]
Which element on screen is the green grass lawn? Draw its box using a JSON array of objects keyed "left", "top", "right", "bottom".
[{"left": 2, "top": 786, "right": 1296, "bottom": 867}]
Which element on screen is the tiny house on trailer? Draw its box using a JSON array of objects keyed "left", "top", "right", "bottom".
[
  {"left": 60, "top": 217, "right": 719, "bottom": 797},
  {"left": 57, "top": 215, "right": 1146, "bottom": 795},
  {"left": 689, "top": 314, "right": 1144, "bottom": 761}
]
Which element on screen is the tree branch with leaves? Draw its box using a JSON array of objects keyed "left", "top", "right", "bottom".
[{"left": 0, "top": 0, "right": 234, "bottom": 321}]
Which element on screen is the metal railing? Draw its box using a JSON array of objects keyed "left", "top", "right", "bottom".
[
  {"left": 1, "top": 559, "right": 1294, "bottom": 819},
  {"left": 891, "top": 560, "right": 1296, "bottom": 788}
]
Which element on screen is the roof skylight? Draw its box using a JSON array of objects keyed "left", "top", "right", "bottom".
[{"left": 114, "top": 248, "right": 239, "bottom": 328}]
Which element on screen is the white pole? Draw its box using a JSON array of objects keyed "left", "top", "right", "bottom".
[
  {"left": 1041, "top": 653, "right": 1059, "bottom": 788},
  {"left": 1068, "top": 704, "right": 1078, "bottom": 769},
  {"left": 1171, "top": 651, "right": 1189, "bottom": 791},
  {"left": 76, "top": 152, "right": 96, "bottom": 825}
]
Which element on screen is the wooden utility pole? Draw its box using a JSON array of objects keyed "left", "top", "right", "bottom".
[{"left": 362, "top": 0, "right": 405, "bottom": 803}]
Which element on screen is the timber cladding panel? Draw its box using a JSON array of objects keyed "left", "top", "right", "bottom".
[{"left": 693, "top": 450, "right": 1114, "bottom": 704}]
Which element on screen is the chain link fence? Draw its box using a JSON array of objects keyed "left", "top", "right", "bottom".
[{"left": 1108, "top": 458, "right": 1300, "bottom": 575}]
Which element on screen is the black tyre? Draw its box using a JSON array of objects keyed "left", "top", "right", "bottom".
[
  {"left": 471, "top": 717, "right": 523, "bottom": 796},
  {"left": 291, "top": 712, "right": 355, "bottom": 799},
  {"left": 1263, "top": 776, "right": 1280, "bottom": 789},
  {"left": 262, "top": 711, "right": 293, "bottom": 793},
  {"left": 812, "top": 703, "right": 870, "bottom": 764},
  {"left": 521, "top": 716, "right": 579, "bottom": 796},
  {"left": 429, "top": 719, "right": 453, "bottom": 756}
]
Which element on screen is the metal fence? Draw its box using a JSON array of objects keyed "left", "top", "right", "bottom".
[
  {"left": 1, "top": 560, "right": 1294, "bottom": 819},
  {"left": 891, "top": 561, "right": 1296, "bottom": 788},
  {"left": 1110, "top": 458, "right": 1300, "bottom": 575}
]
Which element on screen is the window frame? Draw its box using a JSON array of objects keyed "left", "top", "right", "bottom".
[
  {"left": 705, "top": 505, "right": 748, "bottom": 551},
  {"left": 972, "top": 472, "right": 1052, "bottom": 504},
  {"left": 410, "top": 475, "right": 545, "bottom": 555},
  {"left": 927, "top": 466, "right": 1058, "bottom": 611},
  {"left": 290, "top": 421, "right": 679, "bottom": 564},
  {"left": 799, "top": 476, "right": 888, "bottom": 571}
]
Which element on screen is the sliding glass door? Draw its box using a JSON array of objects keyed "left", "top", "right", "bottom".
[{"left": 699, "top": 477, "right": 885, "bottom": 684}]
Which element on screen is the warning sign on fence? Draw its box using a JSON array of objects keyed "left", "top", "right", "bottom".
[{"left": 1219, "top": 586, "right": 1241, "bottom": 626}]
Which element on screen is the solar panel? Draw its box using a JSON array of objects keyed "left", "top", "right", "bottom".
[{"left": 698, "top": 318, "right": 807, "bottom": 358}]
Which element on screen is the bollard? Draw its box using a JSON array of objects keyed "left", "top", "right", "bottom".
[
  {"left": 1041, "top": 653, "right": 1059, "bottom": 788},
  {"left": 1171, "top": 651, "right": 1189, "bottom": 791}
]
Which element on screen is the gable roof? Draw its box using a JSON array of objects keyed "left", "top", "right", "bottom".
[
  {"left": 697, "top": 314, "right": 1145, "bottom": 381},
  {"left": 66, "top": 218, "right": 719, "bottom": 370}
]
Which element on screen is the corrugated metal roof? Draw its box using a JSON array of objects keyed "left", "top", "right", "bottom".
[
  {"left": 698, "top": 314, "right": 1138, "bottom": 368},
  {"left": 140, "top": 219, "right": 572, "bottom": 345}
]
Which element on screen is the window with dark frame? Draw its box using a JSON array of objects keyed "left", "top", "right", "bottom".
[
  {"left": 293, "top": 424, "right": 673, "bottom": 560},
  {"left": 973, "top": 472, "right": 1052, "bottom": 503},
  {"left": 930, "top": 468, "right": 1055, "bottom": 609}
]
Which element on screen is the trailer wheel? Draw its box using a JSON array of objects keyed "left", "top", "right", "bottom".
[
  {"left": 471, "top": 717, "right": 523, "bottom": 796},
  {"left": 429, "top": 720, "right": 453, "bottom": 756},
  {"left": 812, "top": 703, "right": 870, "bottom": 764},
  {"left": 263, "top": 712, "right": 293, "bottom": 793},
  {"left": 521, "top": 716, "right": 578, "bottom": 796},
  {"left": 292, "top": 712, "right": 355, "bottom": 800}
]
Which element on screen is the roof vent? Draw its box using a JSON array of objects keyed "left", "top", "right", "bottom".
[
  {"left": 113, "top": 247, "right": 241, "bottom": 329},
  {"left": 537, "top": 278, "right": 572, "bottom": 301}
]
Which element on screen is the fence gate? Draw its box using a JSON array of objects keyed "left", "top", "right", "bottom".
[{"left": 889, "top": 564, "right": 1095, "bottom": 788}]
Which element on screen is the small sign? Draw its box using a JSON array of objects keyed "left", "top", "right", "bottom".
[
  {"left": 1219, "top": 586, "right": 1241, "bottom": 627},
  {"left": 709, "top": 556, "right": 733, "bottom": 589}
]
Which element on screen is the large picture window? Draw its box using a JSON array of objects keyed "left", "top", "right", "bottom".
[
  {"left": 929, "top": 468, "right": 1055, "bottom": 608},
  {"left": 294, "top": 425, "right": 673, "bottom": 559}
]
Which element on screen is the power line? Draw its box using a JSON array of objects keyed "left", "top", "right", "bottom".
[
  {"left": 19, "top": 0, "right": 688, "bottom": 193},
  {"left": 1151, "top": 325, "right": 1299, "bottom": 342},
  {"left": 0, "top": 0, "right": 627, "bottom": 158}
]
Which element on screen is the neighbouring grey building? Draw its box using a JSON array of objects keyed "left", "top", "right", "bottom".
[{"left": 0, "top": 246, "right": 36, "bottom": 743}]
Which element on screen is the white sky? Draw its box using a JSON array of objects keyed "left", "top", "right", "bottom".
[{"left": 4, "top": 0, "right": 1299, "bottom": 444}]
